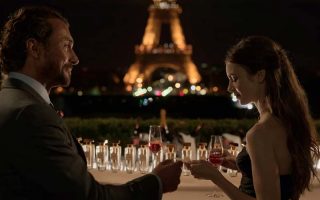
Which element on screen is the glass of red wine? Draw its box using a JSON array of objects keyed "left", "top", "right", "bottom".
[
  {"left": 148, "top": 125, "right": 162, "bottom": 169},
  {"left": 208, "top": 135, "right": 224, "bottom": 166},
  {"left": 207, "top": 135, "right": 224, "bottom": 198}
]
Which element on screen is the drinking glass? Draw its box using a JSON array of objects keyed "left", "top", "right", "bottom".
[
  {"left": 138, "top": 144, "right": 150, "bottom": 174},
  {"left": 148, "top": 125, "right": 162, "bottom": 169},
  {"left": 197, "top": 142, "right": 208, "bottom": 161},
  {"left": 227, "top": 142, "right": 239, "bottom": 177},
  {"left": 165, "top": 144, "right": 176, "bottom": 161},
  {"left": 125, "top": 144, "right": 136, "bottom": 174},
  {"left": 181, "top": 143, "right": 192, "bottom": 176},
  {"left": 208, "top": 135, "right": 224, "bottom": 167},
  {"left": 110, "top": 142, "right": 121, "bottom": 172},
  {"left": 95, "top": 141, "right": 109, "bottom": 171},
  {"left": 207, "top": 135, "right": 224, "bottom": 198},
  {"left": 82, "top": 139, "right": 94, "bottom": 169}
]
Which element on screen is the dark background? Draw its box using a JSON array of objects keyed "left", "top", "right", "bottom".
[{"left": 1, "top": 0, "right": 319, "bottom": 118}]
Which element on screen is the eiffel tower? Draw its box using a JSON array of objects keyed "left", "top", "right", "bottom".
[{"left": 123, "top": 0, "right": 201, "bottom": 91}]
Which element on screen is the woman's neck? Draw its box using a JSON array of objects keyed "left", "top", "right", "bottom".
[{"left": 255, "top": 98, "right": 272, "bottom": 119}]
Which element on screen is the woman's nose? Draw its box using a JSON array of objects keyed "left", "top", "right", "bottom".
[{"left": 227, "top": 82, "right": 234, "bottom": 93}]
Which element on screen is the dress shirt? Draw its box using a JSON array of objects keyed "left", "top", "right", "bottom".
[{"left": 8, "top": 72, "right": 51, "bottom": 104}]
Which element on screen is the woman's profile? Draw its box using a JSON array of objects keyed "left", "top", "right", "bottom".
[{"left": 188, "top": 35, "right": 320, "bottom": 200}]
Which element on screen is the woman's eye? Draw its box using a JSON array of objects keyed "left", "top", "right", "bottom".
[{"left": 230, "top": 76, "right": 238, "bottom": 82}]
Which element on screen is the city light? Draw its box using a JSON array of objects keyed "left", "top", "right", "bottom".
[
  {"left": 231, "top": 93, "right": 254, "bottom": 110},
  {"left": 161, "top": 87, "right": 173, "bottom": 96},
  {"left": 175, "top": 83, "right": 181, "bottom": 88},
  {"left": 134, "top": 88, "right": 147, "bottom": 96}
]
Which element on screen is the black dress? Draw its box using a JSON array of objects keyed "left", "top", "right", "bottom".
[{"left": 236, "top": 147, "right": 293, "bottom": 200}]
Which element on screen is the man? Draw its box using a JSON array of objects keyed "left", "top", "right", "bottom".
[{"left": 0, "top": 6, "right": 182, "bottom": 199}]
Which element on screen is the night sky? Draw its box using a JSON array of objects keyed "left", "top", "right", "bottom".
[{"left": 1, "top": 0, "right": 320, "bottom": 90}]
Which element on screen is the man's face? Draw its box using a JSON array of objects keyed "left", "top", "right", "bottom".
[{"left": 39, "top": 18, "right": 79, "bottom": 89}]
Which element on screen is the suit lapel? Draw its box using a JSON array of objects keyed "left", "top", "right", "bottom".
[
  {"left": 3, "top": 78, "right": 87, "bottom": 163},
  {"left": 71, "top": 134, "right": 87, "bottom": 164},
  {"left": 2, "top": 78, "right": 48, "bottom": 105}
]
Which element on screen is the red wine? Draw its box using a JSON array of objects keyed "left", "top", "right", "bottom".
[
  {"left": 149, "top": 142, "right": 161, "bottom": 153},
  {"left": 209, "top": 151, "right": 223, "bottom": 165}
]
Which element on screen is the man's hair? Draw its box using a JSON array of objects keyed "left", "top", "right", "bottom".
[{"left": 0, "top": 6, "right": 68, "bottom": 74}]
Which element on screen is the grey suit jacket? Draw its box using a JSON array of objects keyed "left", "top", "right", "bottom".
[{"left": 0, "top": 78, "right": 162, "bottom": 200}]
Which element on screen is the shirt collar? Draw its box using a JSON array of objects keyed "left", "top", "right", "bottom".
[{"left": 8, "top": 72, "right": 51, "bottom": 104}]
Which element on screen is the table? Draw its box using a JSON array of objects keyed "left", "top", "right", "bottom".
[{"left": 90, "top": 169, "right": 320, "bottom": 200}]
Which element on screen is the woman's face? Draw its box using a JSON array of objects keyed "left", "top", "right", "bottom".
[{"left": 226, "top": 62, "right": 263, "bottom": 105}]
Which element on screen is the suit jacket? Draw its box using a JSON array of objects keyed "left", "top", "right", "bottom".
[{"left": 0, "top": 78, "right": 162, "bottom": 200}]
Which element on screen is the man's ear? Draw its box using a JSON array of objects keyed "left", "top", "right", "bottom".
[
  {"left": 25, "top": 38, "right": 41, "bottom": 58},
  {"left": 256, "top": 69, "right": 266, "bottom": 83}
]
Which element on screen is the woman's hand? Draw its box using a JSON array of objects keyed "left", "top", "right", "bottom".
[
  {"left": 187, "top": 160, "right": 224, "bottom": 182},
  {"left": 221, "top": 149, "right": 238, "bottom": 170}
]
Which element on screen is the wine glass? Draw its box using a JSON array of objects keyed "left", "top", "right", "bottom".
[
  {"left": 148, "top": 125, "right": 162, "bottom": 169},
  {"left": 207, "top": 135, "right": 224, "bottom": 198},
  {"left": 208, "top": 135, "right": 224, "bottom": 167}
]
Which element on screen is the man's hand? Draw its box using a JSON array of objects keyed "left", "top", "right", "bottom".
[{"left": 152, "top": 160, "right": 183, "bottom": 193}]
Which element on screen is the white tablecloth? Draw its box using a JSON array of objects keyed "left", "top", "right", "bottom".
[{"left": 89, "top": 169, "right": 320, "bottom": 200}]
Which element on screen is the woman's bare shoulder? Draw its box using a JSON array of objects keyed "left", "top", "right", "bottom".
[{"left": 247, "top": 114, "right": 286, "bottom": 148}]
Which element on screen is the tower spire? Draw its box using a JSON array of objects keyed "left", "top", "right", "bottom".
[{"left": 124, "top": 0, "right": 201, "bottom": 92}]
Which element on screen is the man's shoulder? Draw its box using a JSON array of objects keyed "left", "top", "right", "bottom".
[
  {"left": 16, "top": 103, "right": 58, "bottom": 124},
  {"left": 0, "top": 85, "right": 37, "bottom": 105}
]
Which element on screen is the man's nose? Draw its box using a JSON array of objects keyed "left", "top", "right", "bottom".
[{"left": 70, "top": 50, "right": 79, "bottom": 65}]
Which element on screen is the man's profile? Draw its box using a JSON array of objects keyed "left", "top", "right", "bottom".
[{"left": 0, "top": 6, "right": 182, "bottom": 199}]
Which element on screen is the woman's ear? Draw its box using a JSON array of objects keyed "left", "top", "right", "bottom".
[
  {"left": 256, "top": 69, "right": 266, "bottom": 83},
  {"left": 25, "top": 38, "right": 41, "bottom": 58}
]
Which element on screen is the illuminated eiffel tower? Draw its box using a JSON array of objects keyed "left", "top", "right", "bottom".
[{"left": 123, "top": 0, "right": 201, "bottom": 92}]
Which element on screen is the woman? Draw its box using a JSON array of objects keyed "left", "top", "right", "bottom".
[{"left": 188, "top": 36, "right": 320, "bottom": 200}]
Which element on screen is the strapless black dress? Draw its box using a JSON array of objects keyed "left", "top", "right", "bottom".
[{"left": 236, "top": 147, "right": 293, "bottom": 199}]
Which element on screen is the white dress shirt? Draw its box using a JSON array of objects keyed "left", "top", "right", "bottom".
[{"left": 8, "top": 72, "right": 51, "bottom": 104}]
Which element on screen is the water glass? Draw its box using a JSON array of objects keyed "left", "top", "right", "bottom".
[
  {"left": 110, "top": 142, "right": 121, "bottom": 172},
  {"left": 125, "top": 144, "right": 136, "bottom": 174},
  {"left": 95, "top": 142, "right": 108, "bottom": 171},
  {"left": 82, "top": 139, "right": 95, "bottom": 169},
  {"left": 165, "top": 144, "right": 176, "bottom": 161},
  {"left": 181, "top": 143, "right": 192, "bottom": 176},
  {"left": 227, "top": 142, "right": 239, "bottom": 177},
  {"left": 138, "top": 144, "right": 150, "bottom": 174},
  {"left": 197, "top": 142, "right": 208, "bottom": 160}
]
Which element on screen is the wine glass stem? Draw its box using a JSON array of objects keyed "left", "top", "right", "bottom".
[{"left": 153, "top": 152, "right": 160, "bottom": 168}]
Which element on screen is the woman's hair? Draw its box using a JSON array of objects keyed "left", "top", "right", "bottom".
[
  {"left": 226, "top": 35, "right": 320, "bottom": 199},
  {"left": 0, "top": 6, "right": 68, "bottom": 74}
]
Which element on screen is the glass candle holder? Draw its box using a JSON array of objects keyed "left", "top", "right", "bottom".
[
  {"left": 197, "top": 142, "right": 208, "bottom": 161},
  {"left": 109, "top": 142, "right": 121, "bottom": 173},
  {"left": 138, "top": 144, "right": 150, "bottom": 174},
  {"left": 82, "top": 139, "right": 95, "bottom": 169},
  {"left": 165, "top": 144, "right": 176, "bottom": 161},
  {"left": 227, "top": 142, "right": 239, "bottom": 177},
  {"left": 181, "top": 142, "right": 192, "bottom": 176},
  {"left": 95, "top": 140, "right": 108, "bottom": 171},
  {"left": 125, "top": 144, "right": 136, "bottom": 174}
]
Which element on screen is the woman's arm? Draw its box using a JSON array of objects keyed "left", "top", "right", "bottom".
[
  {"left": 189, "top": 128, "right": 282, "bottom": 200},
  {"left": 188, "top": 160, "right": 255, "bottom": 200}
]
